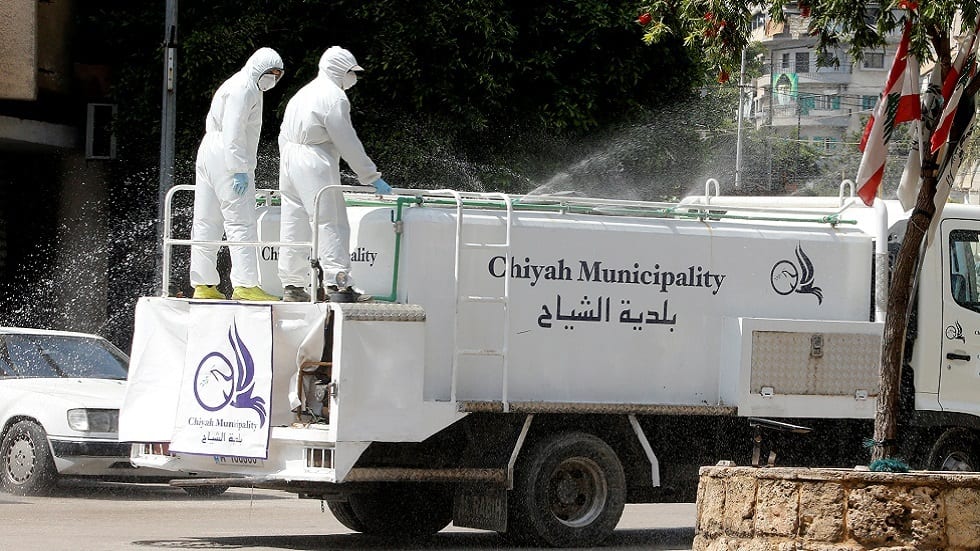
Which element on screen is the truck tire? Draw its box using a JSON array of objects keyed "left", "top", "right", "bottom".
[
  {"left": 327, "top": 501, "right": 368, "bottom": 533},
  {"left": 928, "top": 428, "right": 980, "bottom": 472},
  {"left": 0, "top": 420, "right": 58, "bottom": 496},
  {"left": 347, "top": 483, "right": 452, "bottom": 537},
  {"left": 507, "top": 431, "right": 626, "bottom": 547}
]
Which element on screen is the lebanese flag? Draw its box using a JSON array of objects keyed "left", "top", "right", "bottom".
[
  {"left": 898, "top": 17, "right": 980, "bottom": 210},
  {"left": 897, "top": 57, "right": 945, "bottom": 210},
  {"left": 856, "top": 20, "right": 921, "bottom": 206},
  {"left": 927, "top": 94, "right": 976, "bottom": 245},
  {"left": 929, "top": 23, "right": 980, "bottom": 154}
]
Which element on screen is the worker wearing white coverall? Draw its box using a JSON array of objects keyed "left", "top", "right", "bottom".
[
  {"left": 190, "top": 47, "right": 284, "bottom": 301},
  {"left": 277, "top": 46, "right": 389, "bottom": 299}
]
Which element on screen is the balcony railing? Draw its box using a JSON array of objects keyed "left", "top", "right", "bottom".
[
  {"left": 763, "top": 56, "right": 860, "bottom": 74},
  {"left": 756, "top": 104, "right": 852, "bottom": 128}
]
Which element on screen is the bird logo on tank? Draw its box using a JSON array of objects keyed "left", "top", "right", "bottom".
[
  {"left": 946, "top": 321, "right": 965, "bottom": 342},
  {"left": 770, "top": 243, "right": 824, "bottom": 304}
]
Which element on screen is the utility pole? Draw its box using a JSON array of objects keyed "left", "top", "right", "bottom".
[
  {"left": 796, "top": 94, "right": 802, "bottom": 189},
  {"left": 735, "top": 48, "right": 747, "bottom": 190},
  {"left": 767, "top": 51, "right": 774, "bottom": 192},
  {"left": 157, "top": 0, "right": 178, "bottom": 294}
]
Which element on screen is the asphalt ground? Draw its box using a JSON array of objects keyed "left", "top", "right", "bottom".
[{"left": 0, "top": 479, "right": 696, "bottom": 550}]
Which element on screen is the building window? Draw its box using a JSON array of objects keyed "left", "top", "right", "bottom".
[
  {"left": 863, "top": 52, "right": 885, "bottom": 69},
  {"left": 798, "top": 93, "right": 815, "bottom": 114},
  {"left": 810, "top": 137, "right": 839, "bottom": 151},
  {"left": 752, "top": 12, "right": 766, "bottom": 31},
  {"left": 814, "top": 95, "right": 839, "bottom": 110},
  {"left": 781, "top": 53, "right": 791, "bottom": 70},
  {"left": 862, "top": 95, "right": 877, "bottom": 110},
  {"left": 796, "top": 52, "right": 810, "bottom": 73}
]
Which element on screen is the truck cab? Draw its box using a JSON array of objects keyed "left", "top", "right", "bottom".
[{"left": 903, "top": 208, "right": 980, "bottom": 471}]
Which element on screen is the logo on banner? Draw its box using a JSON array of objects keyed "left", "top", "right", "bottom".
[
  {"left": 770, "top": 244, "right": 823, "bottom": 304},
  {"left": 193, "top": 322, "right": 267, "bottom": 428}
]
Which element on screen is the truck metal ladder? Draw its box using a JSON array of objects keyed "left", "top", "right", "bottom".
[{"left": 441, "top": 190, "right": 515, "bottom": 411}]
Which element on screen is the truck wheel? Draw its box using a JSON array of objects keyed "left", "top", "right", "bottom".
[
  {"left": 928, "top": 428, "right": 980, "bottom": 471},
  {"left": 327, "top": 501, "right": 368, "bottom": 533},
  {"left": 1, "top": 420, "right": 58, "bottom": 496},
  {"left": 347, "top": 483, "right": 452, "bottom": 537},
  {"left": 507, "top": 431, "right": 626, "bottom": 547}
]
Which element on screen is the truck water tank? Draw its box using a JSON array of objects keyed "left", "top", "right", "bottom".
[{"left": 255, "top": 192, "right": 283, "bottom": 296}]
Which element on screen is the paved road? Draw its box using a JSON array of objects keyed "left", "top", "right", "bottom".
[{"left": 0, "top": 480, "right": 696, "bottom": 550}]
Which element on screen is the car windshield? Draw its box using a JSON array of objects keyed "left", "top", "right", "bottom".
[{"left": 0, "top": 334, "right": 129, "bottom": 380}]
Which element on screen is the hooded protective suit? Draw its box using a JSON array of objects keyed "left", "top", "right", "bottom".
[
  {"left": 277, "top": 46, "right": 382, "bottom": 291},
  {"left": 190, "top": 47, "right": 283, "bottom": 289}
]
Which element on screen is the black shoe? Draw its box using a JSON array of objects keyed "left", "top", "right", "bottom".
[
  {"left": 283, "top": 285, "right": 311, "bottom": 302},
  {"left": 327, "top": 286, "right": 371, "bottom": 303}
]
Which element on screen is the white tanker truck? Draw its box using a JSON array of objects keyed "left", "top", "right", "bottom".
[{"left": 120, "top": 181, "right": 980, "bottom": 547}]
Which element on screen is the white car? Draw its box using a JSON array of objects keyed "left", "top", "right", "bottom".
[{"left": 0, "top": 328, "right": 226, "bottom": 496}]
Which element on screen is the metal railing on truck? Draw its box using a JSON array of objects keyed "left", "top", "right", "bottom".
[{"left": 161, "top": 184, "right": 386, "bottom": 300}]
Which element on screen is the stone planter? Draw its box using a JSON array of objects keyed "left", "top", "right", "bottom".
[{"left": 695, "top": 464, "right": 980, "bottom": 550}]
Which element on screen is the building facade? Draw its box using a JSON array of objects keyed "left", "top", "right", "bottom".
[
  {"left": 750, "top": 5, "right": 899, "bottom": 150},
  {"left": 748, "top": 5, "right": 980, "bottom": 203},
  {"left": 0, "top": 0, "right": 114, "bottom": 332}
]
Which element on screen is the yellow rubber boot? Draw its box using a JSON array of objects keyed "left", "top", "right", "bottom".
[
  {"left": 232, "top": 286, "right": 280, "bottom": 301},
  {"left": 193, "top": 285, "right": 225, "bottom": 299}
]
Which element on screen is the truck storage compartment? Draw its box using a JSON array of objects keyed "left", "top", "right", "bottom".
[{"left": 724, "top": 317, "right": 882, "bottom": 419}]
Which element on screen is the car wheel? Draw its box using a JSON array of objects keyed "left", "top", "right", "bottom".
[
  {"left": 507, "top": 431, "right": 626, "bottom": 547},
  {"left": 327, "top": 500, "right": 368, "bottom": 533},
  {"left": 1, "top": 420, "right": 58, "bottom": 496},
  {"left": 182, "top": 485, "right": 230, "bottom": 497},
  {"left": 347, "top": 483, "right": 453, "bottom": 537}
]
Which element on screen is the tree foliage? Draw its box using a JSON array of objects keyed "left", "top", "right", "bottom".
[
  {"left": 637, "top": 0, "right": 980, "bottom": 81},
  {"left": 76, "top": 1, "right": 700, "bottom": 192}
]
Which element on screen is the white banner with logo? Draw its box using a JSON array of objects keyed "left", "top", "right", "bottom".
[{"left": 170, "top": 303, "right": 273, "bottom": 459}]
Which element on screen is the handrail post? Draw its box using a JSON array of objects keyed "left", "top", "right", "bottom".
[
  {"left": 161, "top": 184, "right": 195, "bottom": 297},
  {"left": 873, "top": 198, "right": 889, "bottom": 322},
  {"left": 704, "top": 178, "right": 720, "bottom": 203},
  {"left": 500, "top": 193, "right": 513, "bottom": 413},
  {"left": 839, "top": 179, "right": 856, "bottom": 207},
  {"left": 440, "top": 190, "right": 464, "bottom": 404}
]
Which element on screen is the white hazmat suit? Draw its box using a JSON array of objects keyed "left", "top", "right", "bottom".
[
  {"left": 190, "top": 47, "right": 283, "bottom": 293},
  {"left": 277, "top": 46, "right": 382, "bottom": 292}
]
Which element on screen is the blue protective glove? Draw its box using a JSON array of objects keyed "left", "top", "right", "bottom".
[
  {"left": 231, "top": 173, "right": 249, "bottom": 196},
  {"left": 373, "top": 178, "right": 392, "bottom": 195}
]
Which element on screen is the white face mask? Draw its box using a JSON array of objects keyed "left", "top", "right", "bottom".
[
  {"left": 342, "top": 70, "right": 358, "bottom": 90},
  {"left": 257, "top": 73, "right": 278, "bottom": 92}
]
